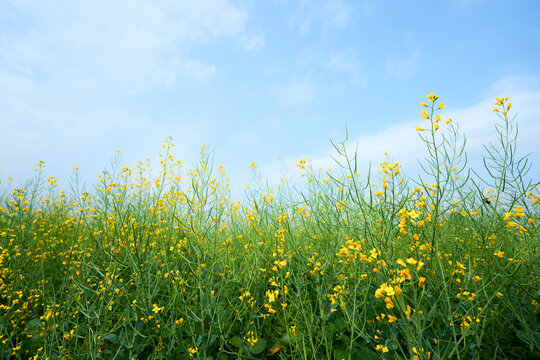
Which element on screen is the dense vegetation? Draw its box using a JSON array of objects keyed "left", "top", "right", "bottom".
[{"left": 1, "top": 95, "right": 538, "bottom": 359}]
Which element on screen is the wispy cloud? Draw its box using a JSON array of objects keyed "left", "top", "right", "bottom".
[
  {"left": 0, "top": 0, "right": 251, "bottom": 184},
  {"left": 1, "top": 0, "right": 248, "bottom": 94},
  {"left": 230, "top": 130, "right": 261, "bottom": 147},
  {"left": 328, "top": 50, "right": 367, "bottom": 87},
  {"left": 257, "top": 78, "right": 540, "bottom": 188},
  {"left": 290, "top": 0, "right": 353, "bottom": 35},
  {"left": 241, "top": 32, "right": 265, "bottom": 51},
  {"left": 270, "top": 80, "right": 318, "bottom": 106},
  {"left": 324, "top": 0, "right": 353, "bottom": 28},
  {"left": 385, "top": 50, "right": 421, "bottom": 79},
  {"left": 174, "top": 59, "right": 217, "bottom": 84}
]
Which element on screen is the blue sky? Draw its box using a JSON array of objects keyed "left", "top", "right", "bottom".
[{"left": 1, "top": 0, "right": 539, "bottom": 198}]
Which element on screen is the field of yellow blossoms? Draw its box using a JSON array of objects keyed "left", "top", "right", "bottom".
[{"left": 1, "top": 96, "right": 538, "bottom": 359}]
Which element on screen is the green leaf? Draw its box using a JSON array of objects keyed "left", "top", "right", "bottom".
[
  {"left": 217, "top": 353, "right": 229, "bottom": 360},
  {"left": 167, "top": 338, "right": 176, "bottom": 354},
  {"left": 250, "top": 338, "right": 267, "bottom": 355},
  {"left": 26, "top": 318, "right": 44, "bottom": 342},
  {"left": 134, "top": 320, "right": 145, "bottom": 331},
  {"left": 230, "top": 336, "right": 243, "bottom": 348},
  {"left": 103, "top": 333, "right": 119, "bottom": 344},
  {"left": 26, "top": 318, "right": 41, "bottom": 330},
  {"left": 279, "top": 334, "right": 291, "bottom": 346},
  {"left": 352, "top": 347, "right": 379, "bottom": 360}
]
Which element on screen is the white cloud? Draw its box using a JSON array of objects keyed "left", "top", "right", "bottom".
[
  {"left": 328, "top": 50, "right": 367, "bottom": 87},
  {"left": 231, "top": 130, "right": 261, "bottom": 146},
  {"left": 271, "top": 80, "right": 318, "bottom": 106},
  {"left": 258, "top": 78, "right": 540, "bottom": 188},
  {"left": 241, "top": 32, "right": 265, "bottom": 51},
  {"left": 385, "top": 50, "right": 421, "bottom": 79},
  {"left": 324, "top": 0, "right": 353, "bottom": 28},
  {"left": 358, "top": 0, "right": 377, "bottom": 17},
  {"left": 175, "top": 59, "right": 217, "bottom": 84},
  {"left": 1, "top": 0, "right": 249, "bottom": 94},
  {"left": 0, "top": 0, "right": 250, "bottom": 185},
  {"left": 290, "top": 0, "right": 353, "bottom": 35}
]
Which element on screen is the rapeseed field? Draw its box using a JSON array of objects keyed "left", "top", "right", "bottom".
[{"left": 1, "top": 95, "right": 538, "bottom": 359}]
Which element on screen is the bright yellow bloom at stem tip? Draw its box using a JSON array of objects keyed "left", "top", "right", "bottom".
[
  {"left": 426, "top": 92, "right": 438, "bottom": 102},
  {"left": 188, "top": 347, "right": 198, "bottom": 357}
]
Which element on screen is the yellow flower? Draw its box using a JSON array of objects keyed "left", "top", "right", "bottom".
[
  {"left": 399, "top": 268, "right": 412, "bottom": 280},
  {"left": 266, "top": 289, "right": 279, "bottom": 303},
  {"left": 420, "top": 102, "right": 428, "bottom": 107},
  {"left": 406, "top": 258, "right": 418, "bottom": 265},
  {"left": 426, "top": 92, "right": 438, "bottom": 102},
  {"left": 494, "top": 251, "right": 504, "bottom": 258},
  {"left": 438, "top": 102, "right": 445, "bottom": 109},
  {"left": 388, "top": 314, "right": 397, "bottom": 323},
  {"left": 375, "top": 344, "right": 389, "bottom": 353},
  {"left": 384, "top": 283, "right": 395, "bottom": 296},
  {"left": 418, "top": 277, "right": 426, "bottom": 287}
]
